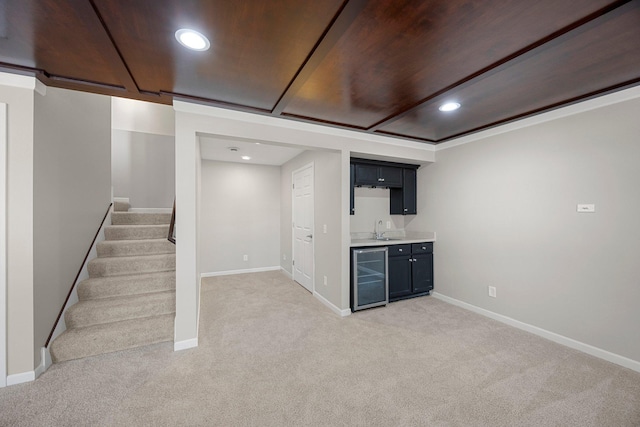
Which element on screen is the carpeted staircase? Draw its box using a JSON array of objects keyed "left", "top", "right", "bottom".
[{"left": 50, "top": 201, "right": 176, "bottom": 363}]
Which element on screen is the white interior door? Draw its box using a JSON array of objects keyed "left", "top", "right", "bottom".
[
  {"left": 1, "top": 103, "right": 7, "bottom": 387},
  {"left": 292, "top": 163, "right": 314, "bottom": 292}
]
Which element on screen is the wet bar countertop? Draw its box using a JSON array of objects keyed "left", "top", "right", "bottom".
[{"left": 350, "top": 231, "right": 436, "bottom": 247}]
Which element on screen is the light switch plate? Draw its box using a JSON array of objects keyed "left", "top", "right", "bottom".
[{"left": 577, "top": 204, "right": 595, "bottom": 213}]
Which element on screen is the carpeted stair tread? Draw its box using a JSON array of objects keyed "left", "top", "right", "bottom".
[
  {"left": 88, "top": 253, "right": 175, "bottom": 277},
  {"left": 111, "top": 211, "right": 172, "bottom": 225},
  {"left": 78, "top": 271, "right": 176, "bottom": 301},
  {"left": 113, "top": 201, "right": 130, "bottom": 212},
  {"left": 50, "top": 202, "right": 177, "bottom": 364},
  {"left": 50, "top": 314, "right": 174, "bottom": 363},
  {"left": 104, "top": 224, "right": 169, "bottom": 241},
  {"left": 65, "top": 290, "right": 176, "bottom": 328},
  {"left": 97, "top": 238, "right": 175, "bottom": 257}
]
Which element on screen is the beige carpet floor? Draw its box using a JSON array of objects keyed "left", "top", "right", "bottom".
[{"left": 1, "top": 270, "right": 639, "bottom": 426}]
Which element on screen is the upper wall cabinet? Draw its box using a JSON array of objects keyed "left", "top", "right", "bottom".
[
  {"left": 391, "top": 168, "right": 417, "bottom": 215},
  {"left": 351, "top": 158, "right": 419, "bottom": 215},
  {"left": 354, "top": 163, "right": 403, "bottom": 188}
]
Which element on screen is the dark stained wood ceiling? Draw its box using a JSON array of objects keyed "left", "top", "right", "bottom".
[{"left": 1, "top": 0, "right": 639, "bottom": 144}]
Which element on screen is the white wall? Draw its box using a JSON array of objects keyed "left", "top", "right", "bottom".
[
  {"left": 408, "top": 94, "right": 640, "bottom": 365},
  {"left": 112, "top": 97, "right": 175, "bottom": 136},
  {"left": 0, "top": 102, "right": 7, "bottom": 386},
  {"left": 350, "top": 187, "right": 405, "bottom": 234},
  {"left": 0, "top": 76, "right": 35, "bottom": 377},
  {"left": 174, "top": 100, "right": 435, "bottom": 343},
  {"left": 33, "top": 87, "right": 111, "bottom": 369},
  {"left": 111, "top": 130, "right": 175, "bottom": 208},
  {"left": 281, "top": 150, "right": 342, "bottom": 308},
  {"left": 199, "top": 160, "right": 280, "bottom": 274}
]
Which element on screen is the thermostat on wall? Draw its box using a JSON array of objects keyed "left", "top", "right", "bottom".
[{"left": 577, "top": 204, "right": 595, "bottom": 213}]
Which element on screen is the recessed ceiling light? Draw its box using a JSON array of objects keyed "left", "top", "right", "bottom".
[
  {"left": 175, "top": 29, "right": 210, "bottom": 51},
  {"left": 439, "top": 102, "right": 461, "bottom": 112},
  {"left": 241, "top": 156, "right": 251, "bottom": 160}
]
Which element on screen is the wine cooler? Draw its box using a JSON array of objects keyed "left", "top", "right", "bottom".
[{"left": 351, "top": 247, "right": 388, "bottom": 311}]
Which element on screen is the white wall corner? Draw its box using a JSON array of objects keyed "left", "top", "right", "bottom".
[
  {"left": 34, "top": 79, "right": 47, "bottom": 97},
  {"left": 280, "top": 267, "right": 293, "bottom": 279},
  {"left": 174, "top": 337, "right": 198, "bottom": 352},
  {"left": 431, "top": 292, "right": 640, "bottom": 374},
  {"left": 35, "top": 347, "right": 51, "bottom": 379},
  {"left": 6, "top": 370, "right": 36, "bottom": 387},
  {"left": 313, "top": 291, "right": 351, "bottom": 317}
]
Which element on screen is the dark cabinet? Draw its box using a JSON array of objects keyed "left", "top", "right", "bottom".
[
  {"left": 388, "top": 242, "right": 433, "bottom": 302},
  {"left": 388, "top": 245, "right": 412, "bottom": 300},
  {"left": 390, "top": 168, "right": 417, "bottom": 215},
  {"left": 350, "top": 158, "right": 420, "bottom": 215},
  {"left": 354, "top": 164, "right": 403, "bottom": 188},
  {"left": 350, "top": 163, "right": 355, "bottom": 215}
]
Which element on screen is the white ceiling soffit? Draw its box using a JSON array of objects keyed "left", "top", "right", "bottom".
[{"left": 199, "top": 135, "right": 305, "bottom": 166}]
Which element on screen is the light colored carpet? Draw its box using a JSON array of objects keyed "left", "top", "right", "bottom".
[
  {"left": 2, "top": 271, "right": 639, "bottom": 426},
  {"left": 49, "top": 208, "right": 175, "bottom": 363}
]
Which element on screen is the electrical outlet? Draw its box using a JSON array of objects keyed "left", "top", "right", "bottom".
[
  {"left": 323, "top": 276, "right": 327, "bottom": 286},
  {"left": 323, "top": 224, "right": 327, "bottom": 234},
  {"left": 243, "top": 254, "right": 248, "bottom": 261},
  {"left": 386, "top": 221, "right": 391, "bottom": 229},
  {"left": 488, "top": 286, "right": 496, "bottom": 298}
]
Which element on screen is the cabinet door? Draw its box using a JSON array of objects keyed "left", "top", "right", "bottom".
[
  {"left": 378, "top": 166, "right": 403, "bottom": 187},
  {"left": 388, "top": 255, "right": 412, "bottom": 300},
  {"left": 412, "top": 253, "right": 433, "bottom": 293},
  {"left": 402, "top": 168, "right": 417, "bottom": 215},
  {"left": 350, "top": 163, "right": 355, "bottom": 215},
  {"left": 354, "top": 164, "right": 378, "bottom": 186}
]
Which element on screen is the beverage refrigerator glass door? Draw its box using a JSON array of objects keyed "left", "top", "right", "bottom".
[{"left": 352, "top": 247, "right": 388, "bottom": 311}]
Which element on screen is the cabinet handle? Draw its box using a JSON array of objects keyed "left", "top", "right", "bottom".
[
  {"left": 378, "top": 178, "right": 385, "bottom": 182},
  {"left": 422, "top": 246, "right": 426, "bottom": 250},
  {"left": 413, "top": 258, "right": 417, "bottom": 262},
  {"left": 409, "top": 259, "right": 413, "bottom": 262},
  {"left": 398, "top": 249, "right": 403, "bottom": 252},
  {"left": 403, "top": 208, "right": 408, "bottom": 212}
]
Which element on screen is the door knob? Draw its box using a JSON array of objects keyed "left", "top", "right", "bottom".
[{"left": 306, "top": 234, "right": 313, "bottom": 239}]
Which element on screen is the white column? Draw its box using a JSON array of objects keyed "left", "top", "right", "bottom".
[{"left": 173, "top": 110, "right": 199, "bottom": 350}]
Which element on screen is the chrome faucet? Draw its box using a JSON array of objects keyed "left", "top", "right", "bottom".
[{"left": 375, "top": 220, "right": 385, "bottom": 240}]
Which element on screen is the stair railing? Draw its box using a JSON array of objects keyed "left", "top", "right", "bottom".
[
  {"left": 45, "top": 202, "right": 113, "bottom": 347},
  {"left": 168, "top": 199, "right": 176, "bottom": 244}
]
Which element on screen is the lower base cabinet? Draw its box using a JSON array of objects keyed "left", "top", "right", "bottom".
[{"left": 388, "top": 242, "right": 433, "bottom": 301}]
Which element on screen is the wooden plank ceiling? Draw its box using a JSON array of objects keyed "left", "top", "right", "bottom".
[{"left": 1, "top": 0, "right": 639, "bottom": 144}]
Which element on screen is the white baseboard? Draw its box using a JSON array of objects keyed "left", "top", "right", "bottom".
[
  {"left": 280, "top": 267, "right": 293, "bottom": 279},
  {"left": 313, "top": 291, "right": 351, "bottom": 317},
  {"left": 432, "top": 292, "right": 640, "bottom": 373},
  {"left": 6, "top": 370, "right": 35, "bottom": 386},
  {"left": 200, "top": 266, "right": 281, "bottom": 278},
  {"left": 174, "top": 338, "right": 198, "bottom": 352}
]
